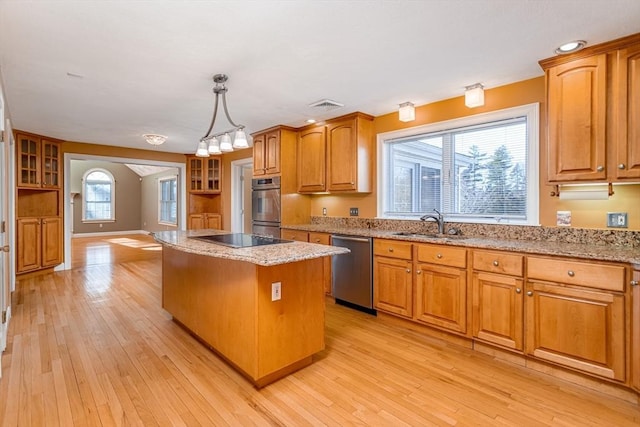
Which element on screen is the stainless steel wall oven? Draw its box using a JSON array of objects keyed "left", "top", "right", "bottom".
[{"left": 251, "top": 176, "right": 281, "bottom": 237}]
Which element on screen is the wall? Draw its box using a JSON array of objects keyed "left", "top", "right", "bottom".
[
  {"left": 70, "top": 159, "right": 142, "bottom": 234},
  {"left": 308, "top": 76, "right": 640, "bottom": 231},
  {"left": 220, "top": 148, "right": 252, "bottom": 231},
  {"left": 141, "top": 168, "right": 180, "bottom": 233}
]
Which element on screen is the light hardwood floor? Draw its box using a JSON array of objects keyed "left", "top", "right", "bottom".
[{"left": 1, "top": 234, "right": 638, "bottom": 426}]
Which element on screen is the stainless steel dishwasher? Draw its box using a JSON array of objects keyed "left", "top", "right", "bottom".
[{"left": 331, "top": 235, "right": 375, "bottom": 315}]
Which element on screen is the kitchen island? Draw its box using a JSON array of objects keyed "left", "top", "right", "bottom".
[{"left": 153, "top": 230, "right": 349, "bottom": 387}]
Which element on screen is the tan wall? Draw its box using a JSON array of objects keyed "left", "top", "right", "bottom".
[
  {"left": 309, "top": 76, "right": 640, "bottom": 230},
  {"left": 141, "top": 168, "right": 180, "bottom": 233}
]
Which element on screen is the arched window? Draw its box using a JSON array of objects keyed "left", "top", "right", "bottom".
[{"left": 82, "top": 168, "right": 115, "bottom": 221}]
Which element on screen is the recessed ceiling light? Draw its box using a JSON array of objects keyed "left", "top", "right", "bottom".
[
  {"left": 555, "top": 40, "right": 587, "bottom": 55},
  {"left": 306, "top": 119, "right": 316, "bottom": 124}
]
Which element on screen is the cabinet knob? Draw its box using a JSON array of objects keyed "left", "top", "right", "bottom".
[
  {"left": 436, "top": 253, "right": 443, "bottom": 259},
  {"left": 416, "top": 270, "right": 422, "bottom": 275},
  {"left": 596, "top": 165, "right": 604, "bottom": 172},
  {"left": 388, "top": 248, "right": 394, "bottom": 252},
  {"left": 526, "top": 291, "right": 533, "bottom": 297},
  {"left": 493, "top": 260, "right": 499, "bottom": 266},
  {"left": 515, "top": 288, "right": 522, "bottom": 294},
  {"left": 618, "top": 164, "right": 626, "bottom": 170},
  {"left": 406, "top": 268, "right": 411, "bottom": 273},
  {"left": 567, "top": 270, "right": 575, "bottom": 277},
  {"left": 631, "top": 280, "right": 639, "bottom": 286}
]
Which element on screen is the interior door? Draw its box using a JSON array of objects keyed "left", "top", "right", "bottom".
[{"left": 0, "top": 140, "right": 8, "bottom": 378}]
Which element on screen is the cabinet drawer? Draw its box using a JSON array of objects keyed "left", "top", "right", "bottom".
[
  {"left": 308, "top": 232, "right": 330, "bottom": 245},
  {"left": 416, "top": 244, "right": 466, "bottom": 268},
  {"left": 281, "top": 229, "right": 309, "bottom": 242},
  {"left": 373, "top": 239, "right": 412, "bottom": 260},
  {"left": 527, "top": 257, "right": 625, "bottom": 292},
  {"left": 473, "top": 250, "right": 523, "bottom": 276}
]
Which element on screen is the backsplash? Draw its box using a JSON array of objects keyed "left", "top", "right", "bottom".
[{"left": 309, "top": 216, "right": 640, "bottom": 248}]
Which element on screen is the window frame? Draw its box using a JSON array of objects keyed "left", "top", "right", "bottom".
[
  {"left": 158, "top": 176, "right": 178, "bottom": 226},
  {"left": 82, "top": 168, "right": 116, "bottom": 223},
  {"left": 377, "top": 103, "right": 539, "bottom": 225}
]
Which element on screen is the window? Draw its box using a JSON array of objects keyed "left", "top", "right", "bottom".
[
  {"left": 379, "top": 103, "right": 539, "bottom": 225},
  {"left": 159, "top": 177, "right": 177, "bottom": 225},
  {"left": 83, "top": 169, "right": 115, "bottom": 222}
]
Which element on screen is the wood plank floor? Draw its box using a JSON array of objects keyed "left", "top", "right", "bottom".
[{"left": 1, "top": 234, "right": 639, "bottom": 426}]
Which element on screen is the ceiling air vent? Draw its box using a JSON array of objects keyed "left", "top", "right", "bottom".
[{"left": 308, "top": 99, "right": 344, "bottom": 110}]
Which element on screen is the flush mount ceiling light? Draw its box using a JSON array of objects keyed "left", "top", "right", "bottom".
[
  {"left": 464, "top": 83, "right": 485, "bottom": 108},
  {"left": 398, "top": 102, "right": 415, "bottom": 122},
  {"left": 196, "top": 74, "right": 248, "bottom": 157},
  {"left": 555, "top": 40, "right": 587, "bottom": 55},
  {"left": 143, "top": 133, "right": 167, "bottom": 146}
]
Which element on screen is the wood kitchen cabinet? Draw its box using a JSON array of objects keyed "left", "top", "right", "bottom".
[
  {"left": 308, "top": 232, "right": 332, "bottom": 294},
  {"left": 17, "top": 216, "right": 62, "bottom": 273},
  {"left": 631, "top": 269, "right": 640, "bottom": 392},
  {"left": 472, "top": 250, "right": 524, "bottom": 351},
  {"left": 614, "top": 43, "right": 640, "bottom": 180},
  {"left": 16, "top": 132, "right": 61, "bottom": 189},
  {"left": 251, "top": 126, "right": 296, "bottom": 177},
  {"left": 525, "top": 256, "right": 626, "bottom": 381},
  {"left": 189, "top": 213, "right": 221, "bottom": 230},
  {"left": 414, "top": 244, "right": 467, "bottom": 334},
  {"left": 297, "top": 112, "right": 373, "bottom": 193},
  {"left": 281, "top": 229, "right": 309, "bottom": 242},
  {"left": 373, "top": 239, "right": 413, "bottom": 318},
  {"left": 187, "top": 155, "right": 221, "bottom": 193}
]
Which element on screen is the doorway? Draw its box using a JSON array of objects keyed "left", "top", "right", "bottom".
[{"left": 231, "top": 158, "right": 253, "bottom": 233}]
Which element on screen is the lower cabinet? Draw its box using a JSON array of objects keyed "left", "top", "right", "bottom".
[
  {"left": 526, "top": 257, "right": 626, "bottom": 382},
  {"left": 189, "top": 213, "right": 221, "bottom": 230},
  {"left": 373, "top": 255, "right": 413, "bottom": 318},
  {"left": 281, "top": 229, "right": 308, "bottom": 242},
  {"left": 630, "top": 270, "right": 639, "bottom": 391},
  {"left": 17, "top": 216, "right": 62, "bottom": 273},
  {"left": 308, "top": 232, "right": 332, "bottom": 295}
]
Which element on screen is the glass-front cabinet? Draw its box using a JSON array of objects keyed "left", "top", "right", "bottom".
[
  {"left": 16, "top": 133, "right": 61, "bottom": 189},
  {"left": 187, "top": 156, "right": 221, "bottom": 193}
]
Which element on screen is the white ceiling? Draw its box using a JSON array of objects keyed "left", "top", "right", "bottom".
[{"left": 1, "top": 1, "right": 639, "bottom": 155}]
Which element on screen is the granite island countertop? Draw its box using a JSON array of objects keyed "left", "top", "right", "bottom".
[
  {"left": 153, "top": 230, "right": 349, "bottom": 267},
  {"left": 282, "top": 224, "right": 640, "bottom": 265}
]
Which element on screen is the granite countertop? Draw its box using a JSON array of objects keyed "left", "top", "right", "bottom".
[
  {"left": 153, "top": 230, "right": 349, "bottom": 267},
  {"left": 282, "top": 224, "right": 640, "bottom": 265}
]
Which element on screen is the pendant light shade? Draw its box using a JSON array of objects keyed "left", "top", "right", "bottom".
[
  {"left": 233, "top": 129, "right": 249, "bottom": 148},
  {"left": 208, "top": 137, "right": 221, "bottom": 154},
  {"left": 398, "top": 102, "right": 415, "bottom": 122},
  {"left": 219, "top": 133, "right": 233, "bottom": 152},
  {"left": 465, "top": 83, "right": 485, "bottom": 108},
  {"left": 195, "top": 141, "right": 209, "bottom": 157}
]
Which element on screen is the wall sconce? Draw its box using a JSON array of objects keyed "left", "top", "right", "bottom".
[
  {"left": 464, "top": 83, "right": 484, "bottom": 108},
  {"left": 398, "top": 102, "right": 415, "bottom": 122}
]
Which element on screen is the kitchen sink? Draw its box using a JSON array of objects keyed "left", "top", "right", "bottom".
[{"left": 392, "top": 231, "right": 468, "bottom": 240}]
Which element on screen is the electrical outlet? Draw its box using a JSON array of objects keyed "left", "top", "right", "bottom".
[
  {"left": 271, "top": 282, "right": 281, "bottom": 301},
  {"left": 349, "top": 207, "right": 359, "bottom": 216},
  {"left": 322, "top": 207, "right": 327, "bottom": 216},
  {"left": 607, "top": 212, "right": 628, "bottom": 228}
]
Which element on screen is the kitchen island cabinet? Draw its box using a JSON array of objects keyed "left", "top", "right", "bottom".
[{"left": 154, "top": 230, "right": 348, "bottom": 387}]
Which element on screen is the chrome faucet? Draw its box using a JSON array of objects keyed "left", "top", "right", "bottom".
[{"left": 420, "top": 209, "right": 445, "bottom": 234}]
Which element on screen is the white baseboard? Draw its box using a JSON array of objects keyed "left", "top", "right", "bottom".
[{"left": 72, "top": 229, "right": 150, "bottom": 238}]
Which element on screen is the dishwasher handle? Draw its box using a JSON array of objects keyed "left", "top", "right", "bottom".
[{"left": 331, "top": 235, "right": 371, "bottom": 244}]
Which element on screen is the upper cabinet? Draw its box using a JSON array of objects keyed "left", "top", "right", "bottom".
[
  {"left": 540, "top": 32, "right": 640, "bottom": 183},
  {"left": 16, "top": 132, "right": 61, "bottom": 189},
  {"left": 297, "top": 112, "right": 373, "bottom": 193},
  {"left": 251, "top": 126, "right": 296, "bottom": 177},
  {"left": 187, "top": 155, "right": 221, "bottom": 193}
]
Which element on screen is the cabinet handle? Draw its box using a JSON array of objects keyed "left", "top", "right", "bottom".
[
  {"left": 631, "top": 280, "right": 639, "bottom": 286},
  {"left": 388, "top": 248, "right": 394, "bottom": 252},
  {"left": 436, "top": 253, "right": 443, "bottom": 259},
  {"left": 596, "top": 165, "right": 604, "bottom": 172},
  {"left": 567, "top": 270, "right": 575, "bottom": 277},
  {"left": 526, "top": 291, "right": 533, "bottom": 297},
  {"left": 493, "top": 260, "right": 499, "bottom": 266},
  {"left": 515, "top": 288, "right": 521, "bottom": 293},
  {"left": 618, "top": 164, "right": 626, "bottom": 170},
  {"left": 314, "top": 239, "right": 320, "bottom": 243}
]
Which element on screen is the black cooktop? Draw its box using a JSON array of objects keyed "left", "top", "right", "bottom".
[{"left": 190, "top": 233, "right": 292, "bottom": 248}]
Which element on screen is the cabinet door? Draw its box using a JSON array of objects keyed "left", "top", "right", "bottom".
[
  {"left": 615, "top": 44, "right": 640, "bottom": 179},
  {"left": 525, "top": 281, "right": 625, "bottom": 381},
  {"left": 373, "top": 256, "right": 413, "bottom": 318},
  {"left": 252, "top": 133, "right": 266, "bottom": 176},
  {"left": 327, "top": 119, "right": 357, "bottom": 192},
  {"left": 16, "top": 133, "right": 41, "bottom": 188},
  {"left": 41, "top": 140, "right": 61, "bottom": 188},
  {"left": 547, "top": 54, "right": 607, "bottom": 182},
  {"left": 472, "top": 272, "right": 523, "bottom": 351},
  {"left": 187, "top": 157, "right": 205, "bottom": 192},
  {"left": 415, "top": 263, "right": 467, "bottom": 334},
  {"left": 281, "top": 229, "right": 308, "bottom": 242},
  {"left": 631, "top": 270, "right": 640, "bottom": 391},
  {"left": 309, "top": 233, "right": 332, "bottom": 294},
  {"left": 204, "top": 214, "right": 221, "bottom": 230},
  {"left": 189, "top": 214, "right": 204, "bottom": 230},
  {"left": 17, "top": 218, "right": 41, "bottom": 273},
  {"left": 205, "top": 157, "right": 221, "bottom": 192},
  {"left": 264, "top": 130, "right": 280, "bottom": 175},
  {"left": 297, "top": 127, "right": 326, "bottom": 193},
  {"left": 41, "top": 217, "right": 62, "bottom": 267}
]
